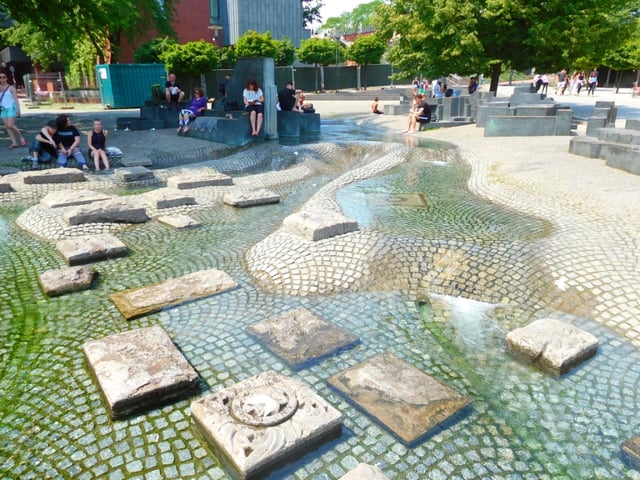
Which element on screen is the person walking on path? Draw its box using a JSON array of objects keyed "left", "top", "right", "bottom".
[
  {"left": 587, "top": 69, "right": 598, "bottom": 96},
  {"left": 0, "top": 71, "right": 26, "bottom": 149}
]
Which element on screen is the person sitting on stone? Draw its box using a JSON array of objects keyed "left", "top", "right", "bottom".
[
  {"left": 88, "top": 118, "right": 110, "bottom": 171},
  {"left": 301, "top": 102, "right": 315, "bottom": 114},
  {"left": 243, "top": 79, "right": 264, "bottom": 136},
  {"left": 23, "top": 119, "right": 58, "bottom": 166},
  {"left": 404, "top": 94, "right": 431, "bottom": 133},
  {"left": 165, "top": 73, "right": 185, "bottom": 108},
  {"left": 371, "top": 97, "right": 384, "bottom": 114},
  {"left": 177, "top": 88, "right": 207, "bottom": 134},
  {"left": 278, "top": 81, "right": 297, "bottom": 111},
  {"left": 54, "top": 114, "right": 89, "bottom": 170}
]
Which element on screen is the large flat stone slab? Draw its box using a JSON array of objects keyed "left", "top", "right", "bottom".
[
  {"left": 110, "top": 268, "right": 237, "bottom": 320},
  {"left": 20, "top": 167, "right": 86, "bottom": 184},
  {"left": 157, "top": 214, "right": 201, "bottom": 229},
  {"left": 38, "top": 265, "right": 97, "bottom": 297},
  {"left": 283, "top": 210, "right": 358, "bottom": 241},
  {"left": 223, "top": 188, "right": 280, "bottom": 208},
  {"left": 143, "top": 188, "right": 196, "bottom": 209},
  {"left": 328, "top": 352, "right": 470, "bottom": 445},
  {"left": 340, "top": 464, "right": 389, "bottom": 480},
  {"left": 622, "top": 437, "right": 640, "bottom": 470},
  {"left": 505, "top": 318, "right": 599, "bottom": 375},
  {"left": 115, "top": 166, "right": 155, "bottom": 182},
  {"left": 83, "top": 325, "right": 199, "bottom": 419},
  {"left": 191, "top": 371, "right": 343, "bottom": 479},
  {"left": 56, "top": 233, "right": 128, "bottom": 266},
  {"left": 41, "top": 189, "right": 112, "bottom": 208},
  {"left": 0, "top": 180, "right": 14, "bottom": 193},
  {"left": 167, "top": 172, "right": 233, "bottom": 189},
  {"left": 248, "top": 307, "right": 359, "bottom": 370},
  {"left": 63, "top": 198, "right": 149, "bottom": 225}
]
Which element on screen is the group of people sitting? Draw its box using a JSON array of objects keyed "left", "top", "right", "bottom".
[{"left": 23, "top": 115, "right": 113, "bottom": 171}]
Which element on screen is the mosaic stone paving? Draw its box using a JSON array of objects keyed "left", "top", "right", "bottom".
[{"left": 2, "top": 130, "right": 640, "bottom": 479}]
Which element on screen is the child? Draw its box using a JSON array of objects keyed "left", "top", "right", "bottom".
[{"left": 88, "top": 119, "right": 110, "bottom": 171}]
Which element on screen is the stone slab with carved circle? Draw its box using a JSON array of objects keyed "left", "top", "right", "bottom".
[
  {"left": 83, "top": 325, "right": 199, "bottom": 419},
  {"left": 328, "top": 352, "right": 470, "bottom": 445},
  {"left": 191, "top": 370, "right": 343, "bottom": 479},
  {"left": 248, "top": 307, "right": 359, "bottom": 370}
]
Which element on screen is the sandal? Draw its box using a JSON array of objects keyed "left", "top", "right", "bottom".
[
  {"left": 21, "top": 138, "right": 27, "bottom": 146},
  {"left": 8, "top": 144, "right": 18, "bottom": 149}
]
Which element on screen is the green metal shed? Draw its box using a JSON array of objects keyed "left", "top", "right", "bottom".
[{"left": 96, "top": 64, "right": 166, "bottom": 108}]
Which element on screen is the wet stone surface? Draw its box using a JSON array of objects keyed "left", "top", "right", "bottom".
[
  {"left": 115, "top": 166, "right": 155, "bottom": 182},
  {"left": 248, "top": 307, "right": 360, "bottom": 369},
  {"left": 157, "top": 214, "right": 201, "bottom": 229},
  {"left": 329, "top": 352, "right": 470, "bottom": 445},
  {"left": 38, "top": 265, "right": 97, "bottom": 297},
  {"left": 340, "top": 463, "right": 389, "bottom": 479},
  {"left": 223, "top": 188, "right": 280, "bottom": 208},
  {"left": 83, "top": 325, "right": 200, "bottom": 419},
  {"left": 167, "top": 172, "right": 233, "bottom": 189},
  {"left": 622, "top": 437, "right": 640, "bottom": 470},
  {"left": 56, "top": 232, "right": 128, "bottom": 265},
  {"left": 283, "top": 209, "right": 359, "bottom": 241},
  {"left": 20, "top": 167, "right": 86, "bottom": 184},
  {"left": 40, "top": 189, "right": 112, "bottom": 208},
  {"left": 505, "top": 318, "right": 600, "bottom": 375},
  {"left": 143, "top": 188, "right": 196, "bottom": 209},
  {"left": 110, "top": 268, "right": 238, "bottom": 320},
  {"left": 191, "top": 371, "right": 343, "bottom": 479},
  {"left": 63, "top": 197, "right": 149, "bottom": 225}
]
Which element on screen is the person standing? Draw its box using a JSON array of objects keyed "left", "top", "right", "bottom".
[
  {"left": 556, "top": 69, "right": 567, "bottom": 95},
  {"left": 55, "top": 114, "right": 89, "bottom": 170},
  {"left": 165, "top": 73, "right": 185, "bottom": 108},
  {"left": 468, "top": 76, "right": 478, "bottom": 94},
  {"left": 88, "top": 119, "right": 110, "bottom": 171},
  {"left": 587, "top": 69, "right": 598, "bottom": 96},
  {"left": 243, "top": 79, "right": 264, "bottom": 137},
  {"left": 0, "top": 71, "right": 26, "bottom": 148}
]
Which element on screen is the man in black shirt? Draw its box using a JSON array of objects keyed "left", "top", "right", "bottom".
[
  {"left": 278, "top": 81, "right": 297, "bottom": 111},
  {"left": 404, "top": 94, "right": 431, "bottom": 133},
  {"left": 54, "top": 114, "right": 89, "bottom": 170},
  {"left": 165, "top": 73, "right": 185, "bottom": 107}
]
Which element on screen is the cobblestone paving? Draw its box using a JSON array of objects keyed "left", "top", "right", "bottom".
[{"left": 2, "top": 119, "right": 640, "bottom": 479}]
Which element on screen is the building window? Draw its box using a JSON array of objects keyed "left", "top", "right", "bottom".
[{"left": 210, "top": 0, "right": 219, "bottom": 21}]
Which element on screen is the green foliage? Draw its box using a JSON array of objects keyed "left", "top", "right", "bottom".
[
  {"left": 67, "top": 37, "right": 98, "bottom": 88},
  {"left": 235, "top": 30, "right": 278, "bottom": 59},
  {"left": 375, "top": 0, "right": 637, "bottom": 92},
  {"left": 134, "top": 37, "right": 177, "bottom": 64},
  {"left": 347, "top": 34, "right": 386, "bottom": 66},
  {"left": 302, "top": 0, "right": 324, "bottom": 28},
  {"left": 158, "top": 40, "right": 220, "bottom": 77},
  {"left": 218, "top": 46, "right": 237, "bottom": 69},
  {"left": 297, "top": 37, "right": 336, "bottom": 67},
  {"left": 275, "top": 37, "right": 296, "bottom": 66},
  {"left": 321, "top": 0, "right": 384, "bottom": 34},
  {"left": 1, "top": 23, "right": 67, "bottom": 70}
]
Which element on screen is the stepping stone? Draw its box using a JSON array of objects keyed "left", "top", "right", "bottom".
[
  {"left": 63, "top": 198, "right": 149, "bottom": 225},
  {"left": 110, "top": 268, "right": 237, "bottom": 320},
  {"left": 120, "top": 157, "right": 152, "bottom": 167},
  {"left": 622, "top": 437, "right": 640, "bottom": 470},
  {"left": 56, "top": 233, "right": 128, "bottom": 266},
  {"left": 0, "top": 180, "right": 14, "bottom": 193},
  {"left": 38, "top": 265, "right": 97, "bottom": 297},
  {"left": 143, "top": 188, "right": 196, "bottom": 209},
  {"left": 248, "top": 307, "right": 359, "bottom": 370},
  {"left": 166, "top": 172, "right": 232, "bottom": 189},
  {"left": 328, "top": 352, "right": 470, "bottom": 445},
  {"left": 83, "top": 325, "right": 199, "bottom": 419},
  {"left": 20, "top": 167, "right": 86, "bottom": 184},
  {"left": 0, "top": 167, "right": 19, "bottom": 176},
  {"left": 115, "top": 166, "right": 154, "bottom": 182},
  {"left": 191, "top": 371, "right": 342, "bottom": 479},
  {"left": 340, "top": 464, "right": 388, "bottom": 480},
  {"left": 157, "top": 214, "right": 201, "bottom": 229},
  {"left": 283, "top": 210, "right": 358, "bottom": 241},
  {"left": 223, "top": 188, "right": 280, "bottom": 208},
  {"left": 41, "top": 189, "right": 112, "bottom": 208},
  {"left": 505, "top": 318, "right": 599, "bottom": 375}
]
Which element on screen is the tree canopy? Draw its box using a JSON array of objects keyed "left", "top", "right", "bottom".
[
  {"left": 375, "top": 0, "right": 638, "bottom": 92},
  {"left": 302, "top": 0, "right": 324, "bottom": 28},
  {"left": 235, "top": 30, "right": 278, "bottom": 59},
  {"left": 347, "top": 34, "right": 387, "bottom": 89},
  {"left": 321, "top": 0, "right": 383, "bottom": 35},
  {"left": 158, "top": 40, "right": 219, "bottom": 77},
  {"left": 275, "top": 37, "right": 296, "bottom": 66},
  {"left": 297, "top": 37, "right": 337, "bottom": 91}
]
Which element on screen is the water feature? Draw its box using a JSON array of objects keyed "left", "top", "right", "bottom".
[{"left": 1, "top": 122, "right": 639, "bottom": 479}]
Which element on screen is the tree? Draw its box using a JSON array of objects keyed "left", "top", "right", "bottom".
[
  {"left": 275, "top": 37, "right": 296, "bottom": 66},
  {"left": 0, "top": 0, "right": 177, "bottom": 65},
  {"left": 302, "top": 0, "right": 324, "bottom": 28},
  {"left": 235, "top": 30, "right": 278, "bottom": 59},
  {"left": 602, "top": 17, "right": 640, "bottom": 90},
  {"left": 134, "top": 37, "right": 178, "bottom": 64},
  {"left": 218, "top": 46, "right": 237, "bottom": 69},
  {"left": 375, "top": 0, "right": 636, "bottom": 93},
  {"left": 297, "top": 37, "right": 336, "bottom": 91},
  {"left": 321, "top": 0, "right": 383, "bottom": 35},
  {"left": 159, "top": 40, "right": 219, "bottom": 77},
  {"left": 347, "top": 34, "right": 387, "bottom": 89}
]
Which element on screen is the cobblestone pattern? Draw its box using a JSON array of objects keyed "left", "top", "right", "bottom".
[{"left": 2, "top": 133, "right": 640, "bottom": 479}]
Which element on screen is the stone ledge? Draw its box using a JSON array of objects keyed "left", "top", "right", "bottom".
[
  {"left": 20, "top": 167, "right": 86, "bottom": 184},
  {"left": 505, "top": 318, "right": 599, "bottom": 375},
  {"left": 283, "top": 209, "right": 358, "bottom": 241},
  {"left": 64, "top": 198, "right": 149, "bottom": 225},
  {"left": 115, "top": 166, "right": 154, "bottom": 182},
  {"left": 56, "top": 233, "right": 128, "bottom": 266},
  {"left": 41, "top": 189, "right": 112, "bottom": 209},
  {"left": 157, "top": 214, "right": 201, "bottom": 229},
  {"left": 166, "top": 172, "right": 233, "bottom": 189},
  {"left": 83, "top": 325, "right": 199, "bottom": 419},
  {"left": 143, "top": 188, "right": 196, "bottom": 209},
  {"left": 223, "top": 188, "right": 280, "bottom": 208},
  {"left": 38, "top": 266, "right": 97, "bottom": 296},
  {"left": 110, "top": 268, "right": 238, "bottom": 320},
  {"left": 0, "top": 181, "right": 14, "bottom": 193}
]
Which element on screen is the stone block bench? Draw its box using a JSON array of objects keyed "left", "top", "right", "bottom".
[
  {"left": 484, "top": 109, "right": 573, "bottom": 136},
  {"left": 187, "top": 114, "right": 259, "bottom": 147},
  {"left": 277, "top": 111, "right": 320, "bottom": 137}
]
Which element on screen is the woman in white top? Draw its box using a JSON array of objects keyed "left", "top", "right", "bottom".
[
  {"left": 0, "top": 72, "right": 26, "bottom": 148},
  {"left": 242, "top": 79, "right": 264, "bottom": 136}
]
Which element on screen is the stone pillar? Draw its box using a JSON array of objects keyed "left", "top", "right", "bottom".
[
  {"left": 261, "top": 57, "right": 278, "bottom": 140},
  {"left": 555, "top": 109, "right": 573, "bottom": 135}
]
